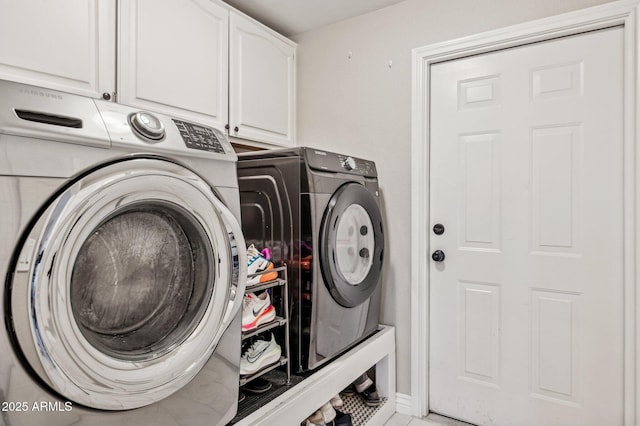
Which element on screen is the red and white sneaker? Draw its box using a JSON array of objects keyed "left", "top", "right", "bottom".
[{"left": 242, "top": 292, "right": 276, "bottom": 332}]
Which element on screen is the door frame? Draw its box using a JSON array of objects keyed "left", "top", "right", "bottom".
[{"left": 410, "top": 0, "right": 640, "bottom": 422}]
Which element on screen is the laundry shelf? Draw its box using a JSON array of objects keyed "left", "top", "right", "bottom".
[
  {"left": 235, "top": 325, "right": 396, "bottom": 426},
  {"left": 242, "top": 316, "right": 288, "bottom": 340},
  {"left": 239, "top": 356, "right": 289, "bottom": 387},
  {"left": 246, "top": 266, "right": 287, "bottom": 293},
  {"left": 240, "top": 264, "right": 291, "bottom": 389}
]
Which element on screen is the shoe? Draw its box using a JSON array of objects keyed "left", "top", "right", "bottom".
[
  {"left": 242, "top": 377, "right": 273, "bottom": 394},
  {"left": 334, "top": 410, "right": 353, "bottom": 426},
  {"left": 307, "top": 402, "right": 336, "bottom": 424},
  {"left": 353, "top": 374, "right": 373, "bottom": 393},
  {"left": 240, "top": 333, "right": 281, "bottom": 375},
  {"left": 329, "top": 394, "right": 343, "bottom": 408},
  {"left": 341, "top": 384, "right": 356, "bottom": 396},
  {"left": 260, "top": 247, "right": 272, "bottom": 260},
  {"left": 242, "top": 291, "right": 276, "bottom": 332},
  {"left": 358, "top": 383, "right": 381, "bottom": 407},
  {"left": 247, "top": 244, "right": 278, "bottom": 285}
]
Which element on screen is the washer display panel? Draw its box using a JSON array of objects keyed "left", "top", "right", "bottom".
[{"left": 9, "top": 157, "right": 246, "bottom": 410}]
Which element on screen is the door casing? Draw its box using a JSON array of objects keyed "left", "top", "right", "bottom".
[{"left": 411, "top": 0, "right": 640, "bottom": 423}]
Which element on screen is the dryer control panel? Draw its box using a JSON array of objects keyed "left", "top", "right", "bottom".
[{"left": 305, "top": 148, "right": 377, "bottom": 177}]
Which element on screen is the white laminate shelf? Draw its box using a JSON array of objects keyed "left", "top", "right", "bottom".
[{"left": 236, "top": 325, "right": 396, "bottom": 426}]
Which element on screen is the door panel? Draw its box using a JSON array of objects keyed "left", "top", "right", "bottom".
[
  {"left": 0, "top": 0, "right": 115, "bottom": 98},
  {"left": 320, "top": 183, "right": 384, "bottom": 308},
  {"left": 229, "top": 11, "right": 296, "bottom": 145},
  {"left": 118, "top": 0, "right": 228, "bottom": 126},
  {"left": 429, "top": 27, "right": 624, "bottom": 425}
]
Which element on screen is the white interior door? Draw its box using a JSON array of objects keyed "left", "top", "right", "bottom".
[{"left": 429, "top": 27, "right": 624, "bottom": 426}]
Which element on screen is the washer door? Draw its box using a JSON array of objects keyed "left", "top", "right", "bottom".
[
  {"left": 319, "top": 183, "right": 384, "bottom": 308},
  {"left": 9, "top": 157, "right": 246, "bottom": 410}
]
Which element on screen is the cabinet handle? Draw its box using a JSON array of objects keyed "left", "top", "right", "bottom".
[
  {"left": 225, "top": 124, "right": 230, "bottom": 130},
  {"left": 234, "top": 126, "right": 239, "bottom": 132},
  {"left": 102, "top": 92, "right": 112, "bottom": 101}
]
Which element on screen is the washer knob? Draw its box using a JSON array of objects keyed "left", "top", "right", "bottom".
[
  {"left": 343, "top": 156, "right": 357, "bottom": 171},
  {"left": 129, "top": 111, "right": 165, "bottom": 141}
]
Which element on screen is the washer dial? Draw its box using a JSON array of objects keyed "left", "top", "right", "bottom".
[{"left": 129, "top": 111, "right": 165, "bottom": 141}]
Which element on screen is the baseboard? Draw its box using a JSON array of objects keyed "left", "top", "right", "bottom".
[{"left": 394, "top": 393, "right": 413, "bottom": 416}]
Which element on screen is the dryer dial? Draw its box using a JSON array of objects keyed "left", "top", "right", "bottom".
[{"left": 343, "top": 156, "right": 357, "bottom": 171}]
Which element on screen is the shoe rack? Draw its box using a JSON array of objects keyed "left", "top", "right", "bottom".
[
  {"left": 235, "top": 325, "right": 396, "bottom": 426},
  {"left": 240, "top": 265, "right": 291, "bottom": 387}
]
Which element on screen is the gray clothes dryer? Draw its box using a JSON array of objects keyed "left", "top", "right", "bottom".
[
  {"left": 237, "top": 147, "right": 384, "bottom": 372},
  {"left": 0, "top": 80, "right": 246, "bottom": 425}
]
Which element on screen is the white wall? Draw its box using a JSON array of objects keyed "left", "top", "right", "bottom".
[{"left": 293, "top": 0, "right": 613, "bottom": 397}]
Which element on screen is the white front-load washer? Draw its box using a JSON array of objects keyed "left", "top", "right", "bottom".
[{"left": 0, "top": 80, "right": 247, "bottom": 425}]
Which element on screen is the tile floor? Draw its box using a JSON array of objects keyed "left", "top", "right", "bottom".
[{"left": 384, "top": 413, "right": 474, "bottom": 426}]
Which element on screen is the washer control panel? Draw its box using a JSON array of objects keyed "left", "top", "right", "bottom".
[{"left": 172, "top": 119, "right": 226, "bottom": 154}]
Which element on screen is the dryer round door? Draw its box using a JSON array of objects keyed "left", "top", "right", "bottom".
[
  {"left": 320, "top": 182, "right": 384, "bottom": 308},
  {"left": 8, "top": 157, "right": 247, "bottom": 410}
]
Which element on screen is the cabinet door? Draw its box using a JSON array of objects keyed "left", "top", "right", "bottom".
[
  {"left": 118, "top": 0, "right": 228, "bottom": 128},
  {"left": 230, "top": 11, "right": 296, "bottom": 146},
  {"left": 0, "top": 0, "right": 115, "bottom": 98}
]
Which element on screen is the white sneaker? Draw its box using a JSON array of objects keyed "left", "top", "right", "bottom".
[
  {"left": 330, "top": 394, "right": 343, "bottom": 408},
  {"left": 247, "top": 244, "right": 278, "bottom": 286},
  {"left": 307, "top": 402, "right": 336, "bottom": 424},
  {"left": 240, "top": 333, "right": 281, "bottom": 375},
  {"left": 242, "top": 291, "right": 276, "bottom": 332}
]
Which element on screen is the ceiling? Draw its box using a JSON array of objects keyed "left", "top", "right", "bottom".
[{"left": 222, "top": 0, "right": 406, "bottom": 37}]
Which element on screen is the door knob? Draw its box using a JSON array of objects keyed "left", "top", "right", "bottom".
[{"left": 432, "top": 250, "right": 445, "bottom": 262}]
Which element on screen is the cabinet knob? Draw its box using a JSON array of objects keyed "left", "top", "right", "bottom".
[
  {"left": 225, "top": 124, "right": 230, "bottom": 130},
  {"left": 234, "top": 126, "right": 239, "bottom": 132},
  {"left": 102, "top": 92, "right": 112, "bottom": 101}
]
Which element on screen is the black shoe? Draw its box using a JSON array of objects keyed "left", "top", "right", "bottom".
[
  {"left": 341, "top": 384, "right": 356, "bottom": 396},
  {"left": 334, "top": 410, "right": 353, "bottom": 426},
  {"left": 242, "top": 377, "right": 273, "bottom": 394},
  {"left": 358, "top": 383, "right": 381, "bottom": 407}
]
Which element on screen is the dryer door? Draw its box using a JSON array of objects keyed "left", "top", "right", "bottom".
[
  {"left": 8, "top": 157, "right": 246, "bottom": 410},
  {"left": 319, "top": 182, "right": 384, "bottom": 308}
]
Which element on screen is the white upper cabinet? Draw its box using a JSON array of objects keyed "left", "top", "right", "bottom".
[
  {"left": 0, "top": 0, "right": 296, "bottom": 146},
  {"left": 118, "top": 0, "right": 229, "bottom": 128},
  {"left": 229, "top": 11, "right": 296, "bottom": 146},
  {"left": 0, "top": 0, "right": 116, "bottom": 99}
]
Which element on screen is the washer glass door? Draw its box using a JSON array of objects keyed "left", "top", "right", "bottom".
[
  {"left": 70, "top": 200, "right": 211, "bottom": 360},
  {"left": 9, "top": 157, "right": 246, "bottom": 410},
  {"left": 320, "top": 183, "right": 384, "bottom": 308}
]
